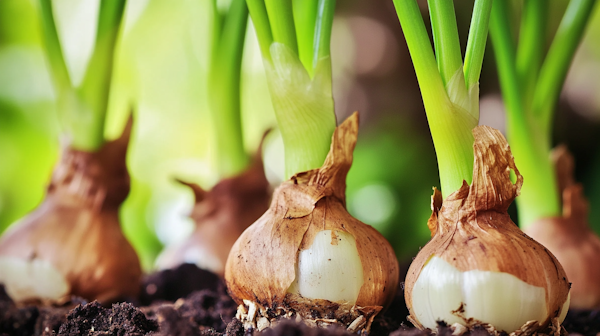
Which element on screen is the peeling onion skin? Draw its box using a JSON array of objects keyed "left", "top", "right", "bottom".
[
  {"left": 0, "top": 119, "right": 141, "bottom": 303},
  {"left": 405, "top": 126, "right": 570, "bottom": 332},
  {"left": 225, "top": 112, "right": 399, "bottom": 313},
  {"left": 156, "top": 155, "right": 271, "bottom": 275},
  {"left": 525, "top": 146, "right": 600, "bottom": 309}
]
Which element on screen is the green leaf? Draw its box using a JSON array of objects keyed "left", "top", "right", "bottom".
[
  {"left": 264, "top": 43, "right": 336, "bottom": 178},
  {"left": 209, "top": 0, "right": 250, "bottom": 177}
]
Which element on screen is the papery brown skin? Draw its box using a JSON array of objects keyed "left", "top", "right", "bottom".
[
  {"left": 405, "top": 126, "right": 570, "bottom": 329},
  {"left": 525, "top": 145, "right": 600, "bottom": 309},
  {"left": 0, "top": 119, "right": 141, "bottom": 303},
  {"left": 225, "top": 112, "right": 399, "bottom": 311},
  {"left": 156, "top": 154, "right": 271, "bottom": 276}
]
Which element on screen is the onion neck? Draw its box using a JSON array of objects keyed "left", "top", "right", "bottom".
[
  {"left": 49, "top": 120, "right": 131, "bottom": 210},
  {"left": 246, "top": 0, "right": 337, "bottom": 178}
]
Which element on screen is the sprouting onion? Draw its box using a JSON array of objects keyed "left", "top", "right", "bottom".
[
  {"left": 394, "top": 0, "right": 570, "bottom": 333},
  {"left": 490, "top": 0, "right": 600, "bottom": 308},
  {"left": 0, "top": 0, "right": 142, "bottom": 303},
  {"left": 154, "top": 0, "right": 271, "bottom": 276},
  {"left": 224, "top": 0, "right": 399, "bottom": 333}
]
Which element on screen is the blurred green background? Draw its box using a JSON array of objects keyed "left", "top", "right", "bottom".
[{"left": 1, "top": 0, "right": 599, "bottom": 271}]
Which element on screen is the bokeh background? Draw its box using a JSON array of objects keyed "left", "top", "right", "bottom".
[{"left": 1, "top": 0, "right": 599, "bottom": 271}]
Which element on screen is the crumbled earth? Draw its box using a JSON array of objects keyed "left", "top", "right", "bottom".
[
  {"left": 0, "top": 285, "right": 76, "bottom": 336},
  {"left": 1, "top": 263, "right": 600, "bottom": 336},
  {"left": 562, "top": 310, "right": 600, "bottom": 336},
  {"left": 140, "top": 263, "right": 222, "bottom": 305},
  {"left": 57, "top": 301, "right": 158, "bottom": 336},
  {"left": 388, "top": 321, "right": 499, "bottom": 336},
  {"left": 260, "top": 319, "right": 353, "bottom": 336},
  {"left": 36, "top": 306, "right": 74, "bottom": 336},
  {"left": 149, "top": 289, "right": 238, "bottom": 335}
]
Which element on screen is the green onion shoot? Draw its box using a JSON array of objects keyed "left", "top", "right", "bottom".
[
  {"left": 395, "top": 0, "right": 570, "bottom": 332},
  {"left": 0, "top": 0, "right": 142, "bottom": 303},
  {"left": 490, "top": 0, "right": 600, "bottom": 309},
  {"left": 224, "top": 0, "right": 399, "bottom": 332}
]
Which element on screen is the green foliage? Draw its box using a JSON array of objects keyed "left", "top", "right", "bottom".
[
  {"left": 247, "top": 0, "right": 337, "bottom": 178},
  {"left": 490, "top": 0, "right": 597, "bottom": 228},
  {"left": 393, "top": 0, "right": 491, "bottom": 197}
]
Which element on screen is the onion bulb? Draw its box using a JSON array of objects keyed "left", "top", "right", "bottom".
[
  {"left": 225, "top": 113, "right": 399, "bottom": 333},
  {"left": 524, "top": 145, "right": 600, "bottom": 309},
  {"left": 0, "top": 120, "right": 141, "bottom": 303},
  {"left": 155, "top": 156, "right": 271, "bottom": 275},
  {"left": 405, "top": 126, "right": 570, "bottom": 334}
]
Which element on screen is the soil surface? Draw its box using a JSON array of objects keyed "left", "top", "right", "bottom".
[{"left": 1, "top": 263, "right": 599, "bottom": 336}]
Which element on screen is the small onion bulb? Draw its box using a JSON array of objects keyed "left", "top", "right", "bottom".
[
  {"left": 405, "top": 126, "right": 570, "bottom": 333},
  {"left": 155, "top": 157, "right": 271, "bottom": 275},
  {"left": 525, "top": 146, "right": 600, "bottom": 309},
  {"left": 225, "top": 113, "right": 399, "bottom": 333},
  {"left": 0, "top": 122, "right": 141, "bottom": 303}
]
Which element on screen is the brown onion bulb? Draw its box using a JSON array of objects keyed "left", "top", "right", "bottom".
[
  {"left": 155, "top": 156, "right": 271, "bottom": 275},
  {"left": 525, "top": 145, "right": 600, "bottom": 309},
  {"left": 405, "top": 126, "right": 570, "bottom": 334},
  {"left": 225, "top": 113, "right": 399, "bottom": 333},
  {"left": 0, "top": 120, "right": 141, "bottom": 303}
]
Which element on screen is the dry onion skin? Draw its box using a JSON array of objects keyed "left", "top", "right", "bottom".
[
  {"left": 524, "top": 146, "right": 600, "bottom": 309},
  {"left": 405, "top": 126, "right": 570, "bottom": 334},
  {"left": 0, "top": 120, "right": 141, "bottom": 303},
  {"left": 156, "top": 156, "right": 271, "bottom": 275},
  {"left": 225, "top": 113, "right": 399, "bottom": 333}
]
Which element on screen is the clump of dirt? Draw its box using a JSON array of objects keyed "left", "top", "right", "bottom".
[
  {"left": 0, "top": 301, "right": 38, "bottom": 336},
  {"left": 36, "top": 306, "right": 73, "bottom": 336},
  {"left": 137, "top": 263, "right": 237, "bottom": 335},
  {"left": 0, "top": 285, "right": 77, "bottom": 336},
  {"left": 562, "top": 309, "right": 600, "bottom": 336},
  {"left": 150, "top": 288, "right": 237, "bottom": 335},
  {"left": 57, "top": 301, "right": 158, "bottom": 336},
  {"left": 140, "top": 263, "right": 221, "bottom": 305}
]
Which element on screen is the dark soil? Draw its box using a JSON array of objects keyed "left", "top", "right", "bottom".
[
  {"left": 139, "top": 263, "right": 222, "bottom": 305},
  {"left": 562, "top": 310, "right": 600, "bottom": 336},
  {"left": 1, "top": 263, "right": 599, "bottom": 336},
  {"left": 57, "top": 301, "right": 158, "bottom": 335}
]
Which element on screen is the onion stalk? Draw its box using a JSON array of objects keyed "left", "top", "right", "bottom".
[
  {"left": 0, "top": 0, "right": 141, "bottom": 303},
  {"left": 489, "top": 0, "right": 596, "bottom": 229},
  {"left": 208, "top": 0, "right": 250, "bottom": 178},
  {"left": 489, "top": 0, "right": 600, "bottom": 308},
  {"left": 154, "top": 0, "right": 271, "bottom": 275},
  {"left": 394, "top": 0, "right": 570, "bottom": 332},
  {"left": 224, "top": 1, "right": 399, "bottom": 332},
  {"left": 247, "top": 0, "right": 337, "bottom": 178}
]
